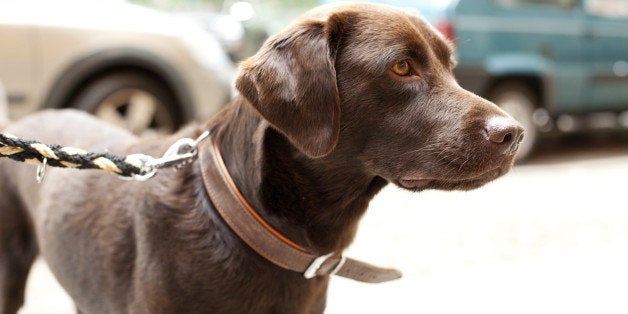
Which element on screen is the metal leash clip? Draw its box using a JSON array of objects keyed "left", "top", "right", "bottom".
[
  {"left": 36, "top": 157, "right": 48, "bottom": 183},
  {"left": 123, "top": 131, "right": 210, "bottom": 181}
]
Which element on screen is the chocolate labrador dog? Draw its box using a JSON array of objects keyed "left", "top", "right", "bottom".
[{"left": 0, "top": 3, "right": 523, "bottom": 313}]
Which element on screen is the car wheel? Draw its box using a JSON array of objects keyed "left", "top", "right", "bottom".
[
  {"left": 489, "top": 82, "right": 538, "bottom": 161},
  {"left": 71, "top": 72, "right": 180, "bottom": 137}
]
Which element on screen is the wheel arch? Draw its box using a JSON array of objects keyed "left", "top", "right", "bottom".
[
  {"left": 481, "top": 54, "right": 555, "bottom": 112},
  {"left": 485, "top": 75, "right": 545, "bottom": 109},
  {"left": 42, "top": 48, "right": 195, "bottom": 123}
]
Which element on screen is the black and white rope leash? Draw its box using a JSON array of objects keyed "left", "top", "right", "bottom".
[{"left": 0, "top": 131, "right": 209, "bottom": 182}]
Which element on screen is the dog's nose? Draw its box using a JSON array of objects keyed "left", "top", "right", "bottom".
[{"left": 484, "top": 116, "right": 524, "bottom": 154}]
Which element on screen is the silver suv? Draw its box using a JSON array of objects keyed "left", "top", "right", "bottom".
[{"left": 0, "top": 0, "right": 235, "bottom": 136}]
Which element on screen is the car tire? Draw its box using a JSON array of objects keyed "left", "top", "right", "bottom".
[
  {"left": 71, "top": 72, "right": 180, "bottom": 137},
  {"left": 489, "top": 82, "right": 538, "bottom": 161}
]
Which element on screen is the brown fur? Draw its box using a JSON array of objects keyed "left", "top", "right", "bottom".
[{"left": 0, "top": 3, "right": 522, "bottom": 313}]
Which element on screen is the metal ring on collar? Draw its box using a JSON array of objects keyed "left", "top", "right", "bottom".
[{"left": 303, "top": 253, "right": 346, "bottom": 279}]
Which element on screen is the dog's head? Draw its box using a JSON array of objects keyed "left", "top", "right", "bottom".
[{"left": 236, "top": 3, "right": 524, "bottom": 191}]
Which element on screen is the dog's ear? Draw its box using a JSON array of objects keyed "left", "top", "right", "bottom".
[{"left": 236, "top": 14, "right": 347, "bottom": 158}]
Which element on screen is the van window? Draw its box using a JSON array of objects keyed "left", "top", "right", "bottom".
[
  {"left": 496, "top": 0, "right": 577, "bottom": 10},
  {"left": 586, "top": 0, "right": 628, "bottom": 18}
]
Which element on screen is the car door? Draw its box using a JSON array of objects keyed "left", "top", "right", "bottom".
[
  {"left": 495, "top": 0, "right": 586, "bottom": 114},
  {"left": 583, "top": 0, "right": 628, "bottom": 111},
  {"left": 455, "top": 0, "right": 586, "bottom": 113}
]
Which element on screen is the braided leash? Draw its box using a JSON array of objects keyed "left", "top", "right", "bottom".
[{"left": 0, "top": 131, "right": 209, "bottom": 182}]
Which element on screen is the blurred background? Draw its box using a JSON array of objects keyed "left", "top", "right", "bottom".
[{"left": 2, "top": 0, "right": 628, "bottom": 313}]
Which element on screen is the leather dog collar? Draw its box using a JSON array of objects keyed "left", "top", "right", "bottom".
[{"left": 198, "top": 132, "right": 402, "bottom": 283}]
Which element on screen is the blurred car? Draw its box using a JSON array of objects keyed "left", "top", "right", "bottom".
[
  {"left": 323, "top": 0, "right": 628, "bottom": 160},
  {"left": 179, "top": 10, "right": 246, "bottom": 61},
  {"left": 0, "top": 0, "right": 236, "bottom": 136}
]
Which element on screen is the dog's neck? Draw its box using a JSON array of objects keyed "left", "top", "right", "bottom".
[{"left": 207, "top": 99, "right": 387, "bottom": 254}]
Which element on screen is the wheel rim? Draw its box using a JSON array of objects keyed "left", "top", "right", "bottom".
[
  {"left": 95, "top": 88, "right": 175, "bottom": 137},
  {"left": 496, "top": 92, "right": 537, "bottom": 160}
]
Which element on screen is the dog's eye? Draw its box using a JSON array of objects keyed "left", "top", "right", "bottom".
[{"left": 391, "top": 60, "right": 412, "bottom": 76}]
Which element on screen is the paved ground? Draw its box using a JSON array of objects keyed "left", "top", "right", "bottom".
[{"left": 19, "top": 134, "right": 628, "bottom": 313}]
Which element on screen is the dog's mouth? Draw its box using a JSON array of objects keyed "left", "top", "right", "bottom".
[
  {"left": 397, "top": 167, "right": 504, "bottom": 192},
  {"left": 399, "top": 178, "right": 432, "bottom": 190}
]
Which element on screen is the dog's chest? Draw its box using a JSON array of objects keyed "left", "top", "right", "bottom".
[{"left": 128, "top": 204, "right": 329, "bottom": 313}]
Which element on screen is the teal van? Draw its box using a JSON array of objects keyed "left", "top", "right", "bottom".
[{"left": 321, "top": 0, "right": 628, "bottom": 160}]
